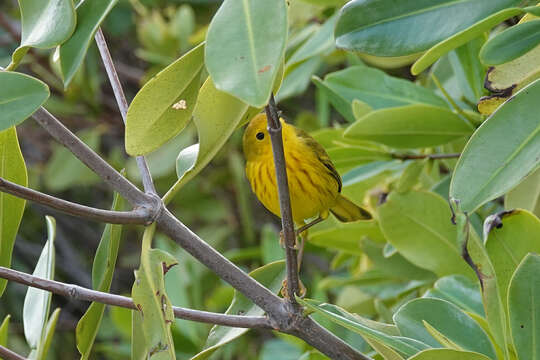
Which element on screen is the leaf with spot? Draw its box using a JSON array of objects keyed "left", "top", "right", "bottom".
[
  {"left": 205, "top": 0, "right": 287, "bottom": 107},
  {"left": 131, "top": 225, "right": 177, "bottom": 359},
  {"left": 508, "top": 253, "right": 540, "bottom": 360},
  {"left": 0, "top": 127, "right": 27, "bottom": 295},
  {"left": 450, "top": 79, "right": 540, "bottom": 213},
  {"left": 125, "top": 43, "right": 204, "bottom": 156}
]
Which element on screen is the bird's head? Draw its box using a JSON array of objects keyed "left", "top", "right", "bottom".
[{"left": 243, "top": 113, "right": 275, "bottom": 161}]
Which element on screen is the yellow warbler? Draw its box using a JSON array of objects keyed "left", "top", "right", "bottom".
[{"left": 243, "top": 114, "right": 371, "bottom": 229}]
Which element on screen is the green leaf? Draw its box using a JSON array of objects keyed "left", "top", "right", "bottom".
[
  {"left": 480, "top": 19, "right": 540, "bottom": 66},
  {"left": 396, "top": 160, "right": 427, "bottom": 193},
  {"left": 427, "top": 275, "right": 484, "bottom": 317},
  {"left": 191, "top": 261, "right": 286, "bottom": 360},
  {"left": 165, "top": 77, "right": 259, "bottom": 204},
  {"left": 7, "top": 0, "right": 76, "bottom": 71},
  {"left": 43, "top": 129, "right": 101, "bottom": 191},
  {"left": 455, "top": 213, "right": 509, "bottom": 357},
  {"left": 0, "top": 315, "right": 10, "bottom": 346},
  {"left": 76, "top": 192, "right": 124, "bottom": 359},
  {"left": 505, "top": 168, "right": 540, "bottom": 216},
  {"left": 450, "top": 79, "right": 540, "bottom": 213},
  {"left": 334, "top": 0, "right": 518, "bottom": 56},
  {"left": 393, "top": 298, "right": 496, "bottom": 358},
  {"left": 508, "top": 253, "right": 540, "bottom": 360},
  {"left": 0, "top": 127, "right": 27, "bottom": 295},
  {"left": 276, "top": 56, "right": 322, "bottom": 101},
  {"left": 261, "top": 225, "right": 282, "bottom": 264},
  {"left": 287, "top": 14, "right": 337, "bottom": 66},
  {"left": 35, "top": 307, "right": 61, "bottom": 360},
  {"left": 313, "top": 66, "right": 447, "bottom": 122},
  {"left": 125, "top": 43, "right": 204, "bottom": 156},
  {"left": 23, "top": 216, "right": 56, "bottom": 351},
  {"left": 408, "top": 349, "right": 491, "bottom": 360},
  {"left": 58, "top": 0, "right": 118, "bottom": 87},
  {"left": 351, "top": 99, "right": 373, "bottom": 120},
  {"left": 131, "top": 225, "right": 177, "bottom": 359},
  {"left": 485, "top": 210, "right": 540, "bottom": 311},
  {"left": 309, "top": 220, "right": 386, "bottom": 255},
  {"left": 411, "top": 6, "right": 540, "bottom": 75},
  {"left": 344, "top": 104, "right": 473, "bottom": 149},
  {"left": 205, "top": 0, "right": 287, "bottom": 107},
  {"left": 327, "top": 146, "right": 392, "bottom": 173},
  {"left": 447, "top": 36, "right": 486, "bottom": 103},
  {"left": 0, "top": 72, "right": 49, "bottom": 131},
  {"left": 378, "top": 191, "right": 473, "bottom": 278},
  {"left": 297, "top": 298, "right": 428, "bottom": 358}
]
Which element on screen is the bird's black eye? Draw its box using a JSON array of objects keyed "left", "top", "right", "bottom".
[{"left": 256, "top": 132, "right": 264, "bottom": 140}]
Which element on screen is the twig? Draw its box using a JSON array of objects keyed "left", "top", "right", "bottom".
[
  {"left": 31, "top": 107, "right": 154, "bottom": 209},
  {"left": 392, "top": 153, "right": 461, "bottom": 160},
  {"left": 0, "top": 345, "right": 26, "bottom": 360},
  {"left": 0, "top": 12, "right": 20, "bottom": 42},
  {"left": 0, "top": 177, "right": 151, "bottom": 224},
  {"left": 0, "top": 266, "right": 271, "bottom": 329},
  {"left": 264, "top": 94, "right": 300, "bottom": 303},
  {"left": 94, "top": 28, "right": 157, "bottom": 195}
]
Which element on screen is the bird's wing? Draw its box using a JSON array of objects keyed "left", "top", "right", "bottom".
[{"left": 294, "top": 127, "right": 342, "bottom": 193}]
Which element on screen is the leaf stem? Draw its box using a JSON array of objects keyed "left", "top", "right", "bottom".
[
  {"left": 430, "top": 73, "right": 475, "bottom": 127},
  {"left": 94, "top": 28, "right": 157, "bottom": 195},
  {"left": 264, "top": 93, "right": 300, "bottom": 303},
  {"left": 0, "top": 177, "right": 151, "bottom": 224},
  {"left": 0, "top": 266, "right": 271, "bottom": 329}
]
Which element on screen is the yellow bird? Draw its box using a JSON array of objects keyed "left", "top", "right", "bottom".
[{"left": 243, "top": 114, "right": 371, "bottom": 232}]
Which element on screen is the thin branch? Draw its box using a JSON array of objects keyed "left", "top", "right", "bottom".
[
  {"left": 264, "top": 94, "right": 300, "bottom": 303},
  {"left": 0, "top": 346, "right": 26, "bottom": 360},
  {"left": 392, "top": 152, "right": 461, "bottom": 160},
  {"left": 0, "top": 177, "right": 150, "bottom": 224},
  {"left": 94, "top": 28, "right": 157, "bottom": 195},
  {"left": 31, "top": 107, "right": 154, "bottom": 209},
  {"left": 0, "top": 266, "right": 271, "bottom": 329},
  {"left": 0, "top": 12, "right": 20, "bottom": 42},
  {"left": 430, "top": 73, "right": 475, "bottom": 127}
]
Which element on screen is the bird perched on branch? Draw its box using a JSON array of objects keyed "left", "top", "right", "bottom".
[{"left": 243, "top": 113, "right": 372, "bottom": 237}]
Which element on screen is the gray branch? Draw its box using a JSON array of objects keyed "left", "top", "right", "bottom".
[
  {"left": 94, "top": 28, "right": 157, "bottom": 195},
  {"left": 0, "top": 346, "right": 26, "bottom": 360},
  {"left": 264, "top": 94, "right": 300, "bottom": 303},
  {"left": 0, "top": 177, "right": 151, "bottom": 224},
  {"left": 0, "top": 266, "right": 271, "bottom": 329}
]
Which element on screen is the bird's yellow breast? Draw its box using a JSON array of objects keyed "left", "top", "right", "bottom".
[{"left": 245, "top": 139, "right": 340, "bottom": 225}]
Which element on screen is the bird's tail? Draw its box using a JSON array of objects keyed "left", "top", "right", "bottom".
[{"left": 330, "top": 195, "right": 372, "bottom": 222}]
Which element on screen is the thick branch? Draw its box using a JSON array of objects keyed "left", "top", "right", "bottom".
[
  {"left": 94, "top": 28, "right": 156, "bottom": 195},
  {"left": 31, "top": 107, "right": 153, "bottom": 209},
  {"left": 0, "top": 266, "right": 271, "bottom": 329},
  {"left": 0, "top": 177, "right": 150, "bottom": 224},
  {"left": 0, "top": 346, "right": 26, "bottom": 360},
  {"left": 264, "top": 94, "right": 300, "bottom": 303},
  {"left": 392, "top": 152, "right": 461, "bottom": 160}
]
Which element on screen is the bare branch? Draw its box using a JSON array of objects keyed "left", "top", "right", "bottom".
[
  {"left": 0, "top": 177, "right": 150, "bottom": 224},
  {"left": 392, "top": 152, "right": 461, "bottom": 160},
  {"left": 94, "top": 28, "right": 157, "bottom": 195},
  {"left": 0, "top": 266, "right": 271, "bottom": 329},
  {"left": 0, "top": 346, "right": 26, "bottom": 360},
  {"left": 155, "top": 209, "right": 285, "bottom": 316},
  {"left": 264, "top": 94, "right": 300, "bottom": 303},
  {"left": 31, "top": 107, "right": 154, "bottom": 210}
]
